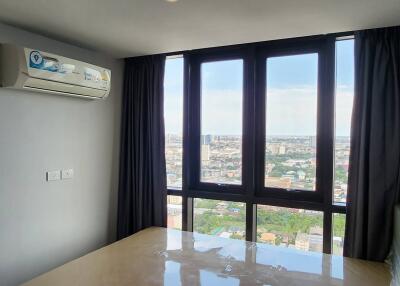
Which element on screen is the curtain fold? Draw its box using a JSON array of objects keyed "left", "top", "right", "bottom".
[
  {"left": 344, "top": 27, "right": 400, "bottom": 261},
  {"left": 117, "top": 55, "right": 167, "bottom": 240}
]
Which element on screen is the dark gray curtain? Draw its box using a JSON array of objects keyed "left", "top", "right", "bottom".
[
  {"left": 344, "top": 27, "right": 400, "bottom": 261},
  {"left": 117, "top": 55, "right": 167, "bottom": 240}
]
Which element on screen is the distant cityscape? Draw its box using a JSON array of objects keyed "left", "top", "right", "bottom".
[
  {"left": 166, "top": 133, "right": 350, "bottom": 203},
  {"left": 166, "top": 133, "right": 349, "bottom": 255},
  {"left": 200, "top": 134, "right": 241, "bottom": 185},
  {"left": 165, "top": 133, "right": 183, "bottom": 188}
]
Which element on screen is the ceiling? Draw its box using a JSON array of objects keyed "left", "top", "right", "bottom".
[{"left": 0, "top": 0, "right": 399, "bottom": 58}]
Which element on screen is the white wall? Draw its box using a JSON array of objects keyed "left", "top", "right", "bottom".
[{"left": 0, "top": 23, "right": 123, "bottom": 286}]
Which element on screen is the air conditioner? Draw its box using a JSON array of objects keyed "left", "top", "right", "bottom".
[{"left": 0, "top": 44, "right": 111, "bottom": 99}]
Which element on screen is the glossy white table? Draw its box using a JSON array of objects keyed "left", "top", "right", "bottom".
[{"left": 22, "top": 227, "right": 391, "bottom": 285}]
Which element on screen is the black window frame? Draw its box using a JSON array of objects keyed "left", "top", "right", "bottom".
[
  {"left": 165, "top": 33, "right": 351, "bottom": 255},
  {"left": 188, "top": 47, "right": 251, "bottom": 194},
  {"left": 254, "top": 37, "right": 333, "bottom": 203}
]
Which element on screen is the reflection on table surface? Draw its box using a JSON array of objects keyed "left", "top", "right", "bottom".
[{"left": 23, "top": 227, "right": 391, "bottom": 286}]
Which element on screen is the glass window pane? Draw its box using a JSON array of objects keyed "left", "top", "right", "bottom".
[
  {"left": 265, "top": 54, "right": 318, "bottom": 191},
  {"left": 257, "top": 205, "right": 323, "bottom": 252},
  {"left": 334, "top": 40, "right": 354, "bottom": 203},
  {"left": 164, "top": 57, "right": 184, "bottom": 189},
  {"left": 201, "top": 60, "right": 243, "bottom": 185},
  {"left": 167, "top": 195, "right": 182, "bottom": 230},
  {"left": 332, "top": 213, "right": 346, "bottom": 256},
  {"left": 193, "top": 198, "right": 245, "bottom": 240}
]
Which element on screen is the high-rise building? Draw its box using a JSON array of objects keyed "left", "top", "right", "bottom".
[
  {"left": 201, "top": 134, "right": 212, "bottom": 145},
  {"left": 201, "top": 144, "right": 210, "bottom": 161},
  {"left": 309, "top": 136, "right": 317, "bottom": 148}
]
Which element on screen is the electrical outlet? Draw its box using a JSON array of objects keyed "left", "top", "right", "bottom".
[
  {"left": 61, "top": 169, "right": 74, "bottom": 180},
  {"left": 46, "top": 170, "right": 61, "bottom": 181}
]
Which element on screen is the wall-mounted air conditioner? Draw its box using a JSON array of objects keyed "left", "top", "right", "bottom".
[{"left": 0, "top": 44, "right": 111, "bottom": 99}]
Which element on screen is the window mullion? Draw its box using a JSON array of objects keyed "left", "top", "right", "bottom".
[{"left": 320, "top": 37, "right": 336, "bottom": 254}]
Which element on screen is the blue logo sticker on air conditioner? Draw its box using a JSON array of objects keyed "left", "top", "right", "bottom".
[
  {"left": 29, "top": 51, "right": 43, "bottom": 68},
  {"left": 29, "top": 51, "right": 63, "bottom": 73}
]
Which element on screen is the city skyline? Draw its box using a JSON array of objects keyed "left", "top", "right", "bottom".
[{"left": 166, "top": 133, "right": 350, "bottom": 203}]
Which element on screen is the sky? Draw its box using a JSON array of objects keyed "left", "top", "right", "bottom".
[{"left": 164, "top": 39, "right": 354, "bottom": 137}]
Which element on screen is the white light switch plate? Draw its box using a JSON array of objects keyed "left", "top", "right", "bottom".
[
  {"left": 61, "top": 169, "right": 74, "bottom": 180},
  {"left": 47, "top": 170, "right": 61, "bottom": 181}
]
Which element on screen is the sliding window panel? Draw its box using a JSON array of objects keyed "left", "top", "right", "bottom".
[
  {"left": 265, "top": 54, "right": 318, "bottom": 191},
  {"left": 200, "top": 60, "right": 244, "bottom": 186},
  {"left": 255, "top": 38, "right": 333, "bottom": 203},
  {"left": 164, "top": 57, "right": 184, "bottom": 190},
  {"left": 187, "top": 45, "right": 255, "bottom": 194}
]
